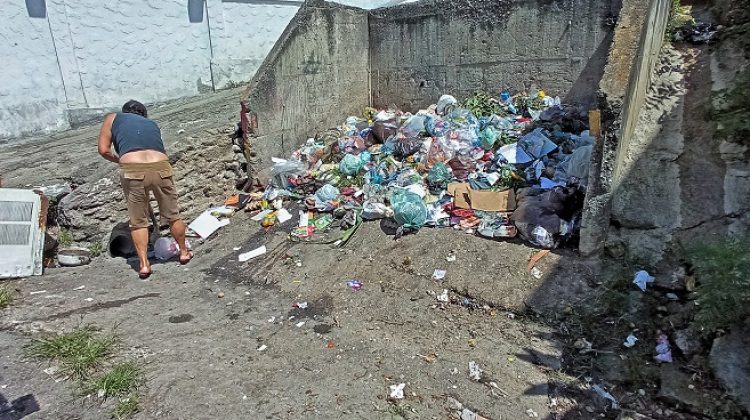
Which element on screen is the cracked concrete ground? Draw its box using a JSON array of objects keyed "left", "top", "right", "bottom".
[{"left": 0, "top": 89, "right": 600, "bottom": 419}]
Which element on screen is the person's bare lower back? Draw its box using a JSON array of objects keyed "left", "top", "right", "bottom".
[{"left": 119, "top": 149, "right": 169, "bottom": 163}]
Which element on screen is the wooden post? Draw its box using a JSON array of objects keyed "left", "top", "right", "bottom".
[{"left": 589, "top": 109, "right": 602, "bottom": 140}]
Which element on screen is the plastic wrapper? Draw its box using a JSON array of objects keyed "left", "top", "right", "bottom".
[
  {"left": 425, "top": 116, "right": 449, "bottom": 137},
  {"left": 479, "top": 126, "right": 498, "bottom": 150},
  {"left": 271, "top": 159, "right": 307, "bottom": 189},
  {"left": 447, "top": 156, "right": 473, "bottom": 181},
  {"left": 436, "top": 94, "right": 458, "bottom": 115},
  {"left": 154, "top": 237, "right": 180, "bottom": 260},
  {"left": 426, "top": 136, "right": 458, "bottom": 165},
  {"left": 390, "top": 188, "right": 428, "bottom": 229},
  {"left": 400, "top": 115, "right": 426, "bottom": 138},
  {"left": 362, "top": 201, "right": 394, "bottom": 220}
]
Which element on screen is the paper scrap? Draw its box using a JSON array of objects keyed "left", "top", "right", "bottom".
[
  {"left": 238, "top": 246, "right": 267, "bottom": 262},
  {"left": 432, "top": 269, "right": 447, "bottom": 280},
  {"left": 437, "top": 289, "right": 449, "bottom": 302},
  {"left": 623, "top": 335, "right": 638, "bottom": 348},
  {"left": 188, "top": 210, "right": 230, "bottom": 239},
  {"left": 276, "top": 208, "right": 293, "bottom": 224},
  {"left": 389, "top": 383, "right": 405, "bottom": 399}
]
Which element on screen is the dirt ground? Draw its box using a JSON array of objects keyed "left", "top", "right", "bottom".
[{"left": 0, "top": 89, "right": 614, "bottom": 420}]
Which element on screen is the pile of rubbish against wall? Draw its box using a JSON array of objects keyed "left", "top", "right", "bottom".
[{"left": 233, "top": 90, "right": 595, "bottom": 249}]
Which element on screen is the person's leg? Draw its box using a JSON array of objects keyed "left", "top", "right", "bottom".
[
  {"left": 122, "top": 173, "right": 152, "bottom": 276},
  {"left": 130, "top": 227, "right": 151, "bottom": 275},
  {"left": 168, "top": 219, "right": 191, "bottom": 261},
  {"left": 153, "top": 169, "right": 192, "bottom": 263}
]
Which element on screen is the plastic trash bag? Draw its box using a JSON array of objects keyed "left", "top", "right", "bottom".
[
  {"left": 154, "top": 237, "right": 180, "bottom": 260},
  {"left": 426, "top": 136, "right": 458, "bottom": 165},
  {"left": 390, "top": 188, "right": 428, "bottom": 229},
  {"left": 425, "top": 116, "right": 450, "bottom": 137},
  {"left": 436, "top": 94, "right": 458, "bottom": 115},
  {"left": 518, "top": 128, "right": 557, "bottom": 159},
  {"left": 362, "top": 201, "right": 394, "bottom": 220},
  {"left": 400, "top": 115, "right": 426, "bottom": 137},
  {"left": 427, "top": 162, "right": 453, "bottom": 189},
  {"left": 372, "top": 118, "right": 398, "bottom": 144},
  {"left": 479, "top": 126, "right": 499, "bottom": 150},
  {"left": 393, "top": 137, "right": 423, "bottom": 159},
  {"left": 271, "top": 159, "right": 307, "bottom": 189},
  {"left": 314, "top": 184, "right": 340, "bottom": 212},
  {"left": 339, "top": 152, "right": 369, "bottom": 175}
]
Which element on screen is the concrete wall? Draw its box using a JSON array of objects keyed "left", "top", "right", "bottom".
[
  {"left": 579, "top": 0, "right": 671, "bottom": 256},
  {"left": 368, "top": 0, "right": 620, "bottom": 111},
  {"left": 242, "top": 1, "right": 371, "bottom": 169},
  {"left": 0, "top": 0, "right": 390, "bottom": 140}
]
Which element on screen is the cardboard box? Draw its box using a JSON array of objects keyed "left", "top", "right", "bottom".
[{"left": 448, "top": 183, "right": 516, "bottom": 212}]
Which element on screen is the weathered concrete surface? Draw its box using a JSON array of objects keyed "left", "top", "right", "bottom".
[
  {"left": 369, "top": 0, "right": 620, "bottom": 111},
  {"left": 242, "top": 1, "right": 371, "bottom": 173},
  {"left": 579, "top": 0, "right": 670, "bottom": 256}
]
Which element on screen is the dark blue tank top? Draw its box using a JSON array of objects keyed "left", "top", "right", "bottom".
[{"left": 111, "top": 113, "right": 166, "bottom": 156}]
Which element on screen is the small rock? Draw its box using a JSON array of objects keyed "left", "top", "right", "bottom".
[
  {"left": 673, "top": 329, "right": 701, "bottom": 357},
  {"left": 217, "top": 292, "right": 225, "bottom": 299},
  {"left": 529, "top": 347, "right": 562, "bottom": 370},
  {"left": 658, "top": 365, "right": 704, "bottom": 409},
  {"left": 710, "top": 323, "right": 750, "bottom": 412}
]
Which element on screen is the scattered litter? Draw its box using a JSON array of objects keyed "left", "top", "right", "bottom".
[
  {"left": 276, "top": 208, "right": 293, "bottom": 224},
  {"left": 233, "top": 247, "right": 242, "bottom": 251},
  {"left": 592, "top": 384, "right": 619, "bottom": 409},
  {"left": 655, "top": 334, "right": 673, "bottom": 363},
  {"left": 29, "top": 290, "right": 47, "bottom": 295},
  {"left": 238, "top": 246, "right": 267, "bottom": 262},
  {"left": 437, "top": 289, "right": 450, "bottom": 302},
  {"left": 84, "top": 298, "right": 94, "bottom": 302},
  {"left": 257, "top": 345, "right": 267, "bottom": 352},
  {"left": 665, "top": 292, "right": 679, "bottom": 301},
  {"left": 460, "top": 408, "right": 489, "bottom": 420},
  {"left": 432, "top": 269, "right": 447, "bottom": 280},
  {"left": 527, "top": 249, "right": 550, "bottom": 272},
  {"left": 217, "top": 292, "right": 225, "bottom": 299},
  {"left": 507, "top": 312, "right": 516, "bottom": 320},
  {"left": 389, "top": 383, "right": 405, "bottom": 400},
  {"left": 292, "top": 302, "right": 308, "bottom": 309},
  {"left": 468, "top": 361, "right": 483, "bottom": 381},
  {"left": 295, "top": 321, "right": 305, "bottom": 328},
  {"left": 250, "top": 209, "right": 273, "bottom": 221},
  {"left": 446, "top": 255, "right": 457, "bottom": 262},
  {"left": 327, "top": 340, "right": 336, "bottom": 349},
  {"left": 633, "top": 270, "right": 655, "bottom": 292},
  {"left": 188, "top": 209, "right": 230, "bottom": 238},
  {"left": 346, "top": 279, "right": 363, "bottom": 290},
  {"left": 526, "top": 408, "right": 539, "bottom": 418},
  {"left": 73, "top": 285, "right": 85, "bottom": 291},
  {"left": 623, "top": 335, "right": 638, "bottom": 348},
  {"left": 530, "top": 266, "right": 543, "bottom": 279},
  {"left": 268, "top": 316, "right": 276, "bottom": 323}
]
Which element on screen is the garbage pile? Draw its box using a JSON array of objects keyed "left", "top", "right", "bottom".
[{"left": 250, "top": 90, "right": 593, "bottom": 249}]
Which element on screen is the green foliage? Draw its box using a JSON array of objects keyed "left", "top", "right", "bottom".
[
  {"left": 58, "top": 228, "right": 74, "bottom": 248},
  {"left": 666, "top": 0, "right": 695, "bottom": 40},
  {"left": 462, "top": 91, "right": 504, "bottom": 117},
  {"left": 686, "top": 236, "right": 750, "bottom": 335},
  {"left": 86, "top": 362, "right": 144, "bottom": 400},
  {"left": 114, "top": 394, "right": 140, "bottom": 419},
  {"left": 89, "top": 242, "right": 104, "bottom": 258},
  {"left": 713, "top": 68, "right": 750, "bottom": 147},
  {"left": 0, "top": 286, "right": 14, "bottom": 309},
  {"left": 26, "top": 327, "right": 116, "bottom": 379}
]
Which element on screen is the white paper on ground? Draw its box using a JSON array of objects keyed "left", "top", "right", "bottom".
[
  {"left": 188, "top": 210, "right": 230, "bottom": 239},
  {"left": 276, "top": 208, "right": 292, "bottom": 224},
  {"left": 251, "top": 209, "right": 273, "bottom": 221},
  {"left": 238, "top": 246, "right": 267, "bottom": 262},
  {"left": 271, "top": 157, "right": 287, "bottom": 164},
  {"left": 299, "top": 211, "right": 309, "bottom": 227}
]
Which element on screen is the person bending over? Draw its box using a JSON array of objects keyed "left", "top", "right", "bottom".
[{"left": 98, "top": 100, "right": 192, "bottom": 279}]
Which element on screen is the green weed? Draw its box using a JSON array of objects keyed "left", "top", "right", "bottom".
[
  {"left": 26, "top": 327, "right": 116, "bottom": 379},
  {"left": 462, "top": 91, "right": 504, "bottom": 117},
  {"left": 114, "top": 394, "right": 140, "bottom": 419},
  {"left": 686, "top": 236, "right": 750, "bottom": 335},
  {"left": 666, "top": 0, "right": 695, "bottom": 40},
  {"left": 89, "top": 242, "right": 104, "bottom": 258},
  {"left": 58, "top": 228, "right": 74, "bottom": 248},
  {"left": 0, "top": 286, "right": 14, "bottom": 309},
  {"left": 86, "top": 362, "right": 144, "bottom": 400}
]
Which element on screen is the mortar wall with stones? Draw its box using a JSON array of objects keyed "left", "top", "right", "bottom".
[{"left": 368, "top": 0, "right": 621, "bottom": 112}]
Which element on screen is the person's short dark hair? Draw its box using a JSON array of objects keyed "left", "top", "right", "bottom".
[{"left": 122, "top": 100, "right": 147, "bottom": 117}]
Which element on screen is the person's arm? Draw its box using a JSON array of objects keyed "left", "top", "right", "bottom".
[{"left": 97, "top": 113, "right": 119, "bottom": 163}]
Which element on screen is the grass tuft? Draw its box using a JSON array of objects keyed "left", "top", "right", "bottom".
[
  {"left": 686, "top": 236, "right": 750, "bottom": 335},
  {"left": 88, "top": 241, "right": 104, "bottom": 258},
  {"left": 86, "top": 362, "right": 144, "bottom": 400},
  {"left": 58, "top": 228, "right": 74, "bottom": 248},
  {"left": 0, "top": 286, "right": 14, "bottom": 309},
  {"left": 26, "top": 327, "right": 116, "bottom": 379},
  {"left": 114, "top": 394, "right": 140, "bottom": 419}
]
